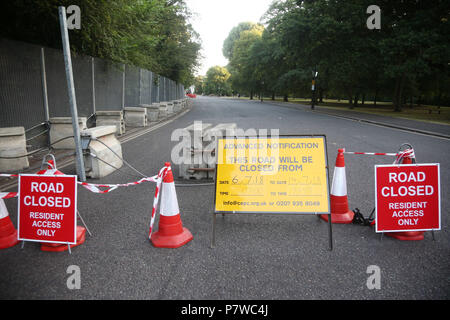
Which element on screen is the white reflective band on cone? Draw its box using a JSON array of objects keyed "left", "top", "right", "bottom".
[
  {"left": 160, "top": 181, "right": 180, "bottom": 217},
  {"left": 0, "top": 199, "right": 9, "bottom": 219},
  {"left": 331, "top": 166, "right": 347, "bottom": 196},
  {"left": 41, "top": 169, "right": 58, "bottom": 175}
]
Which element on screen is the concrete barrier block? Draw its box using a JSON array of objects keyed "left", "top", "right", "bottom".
[
  {"left": 81, "top": 125, "right": 123, "bottom": 178},
  {"left": 0, "top": 127, "right": 29, "bottom": 172},
  {"left": 49, "top": 117, "right": 87, "bottom": 149},
  {"left": 166, "top": 102, "right": 174, "bottom": 115},
  {"left": 96, "top": 111, "right": 125, "bottom": 135},
  {"left": 173, "top": 100, "right": 182, "bottom": 113},
  {"left": 178, "top": 122, "right": 213, "bottom": 180},
  {"left": 124, "top": 107, "right": 147, "bottom": 127},
  {"left": 202, "top": 123, "right": 237, "bottom": 169},
  {"left": 138, "top": 104, "right": 160, "bottom": 122},
  {"left": 158, "top": 103, "right": 168, "bottom": 119}
]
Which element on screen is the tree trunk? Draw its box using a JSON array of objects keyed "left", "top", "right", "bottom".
[
  {"left": 250, "top": 91, "right": 253, "bottom": 100},
  {"left": 271, "top": 92, "right": 275, "bottom": 100},
  {"left": 351, "top": 93, "right": 358, "bottom": 109},
  {"left": 347, "top": 87, "right": 353, "bottom": 107},
  {"left": 374, "top": 88, "right": 378, "bottom": 106},
  {"left": 283, "top": 94, "right": 288, "bottom": 102},
  {"left": 393, "top": 74, "right": 406, "bottom": 112}
]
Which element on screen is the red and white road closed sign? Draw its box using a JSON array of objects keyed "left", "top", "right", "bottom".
[
  {"left": 375, "top": 164, "right": 440, "bottom": 233},
  {"left": 18, "top": 174, "right": 77, "bottom": 244}
]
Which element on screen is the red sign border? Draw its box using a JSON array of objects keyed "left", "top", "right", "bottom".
[
  {"left": 17, "top": 174, "right": 78, "bottom": 244},
  {"left": 374, "top": 163, "right": 441, "bottom": 233}
]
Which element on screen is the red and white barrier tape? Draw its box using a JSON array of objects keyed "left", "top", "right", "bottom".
[
  {"left": 343, "top": 151, "right": 397, "bottom": 156},
  {"left": 148, "top": 166, "right": 170, "bottom": 239},
  {"left": 78, "top": 175, "right": 159, "bottom": 194},
  {"left": 393, "top": 149, "right": 415, "bottom": 164},
  {"left": 1, "top": 163, "right": 174, "bottom": 241},
  {"left": 343, "top": 148, "right": 415, "bottom": 164},
  {"left": 0, "top": 174, "right": 19, "bottom": 199},
  {"left": 1, "top": 166, "right": 169, "bottom": 198},
  {"left": 0, "top": 191, "right": 17, "bottom": 199}
]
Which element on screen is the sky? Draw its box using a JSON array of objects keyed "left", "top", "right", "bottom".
[{"left": 185, "top": 0, "right": 275, "bottom": 76}]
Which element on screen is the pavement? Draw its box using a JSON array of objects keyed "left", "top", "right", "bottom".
[{"left": 0, "top": 95, "right": 449, "bottom": 301}]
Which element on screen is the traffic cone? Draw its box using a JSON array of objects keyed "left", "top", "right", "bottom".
[
  {"left": 41, "top": 226, "right": 86, "bottom": 252},
  {"left": 151, "top": 162, "right": 193, "bottom": 248},
  {"left": 321, "top": 149, "right": 354, "bottom": 223},
  {"left": 0, "top": 198, "right": 19, "bottom": 249},
  {"left": 386, "top": 149, "right": 424, "bottom": 241},
  {"left": 37, "top": 160, "right": 88, "bottom": 251}
]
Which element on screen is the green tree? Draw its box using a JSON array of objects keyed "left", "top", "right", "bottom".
[
  {"left": 0, "top": 0, "right": 201, "bottom": 85},
  {"left": 378, "top": 0, "right": 450, "bottom": 111},
  {"left": 193, "top": 75, "right": 204, "bottom": 95},
  {"left": 232, "top": 0, "right": 450, "bottom": 109},
  {"left": 203, "top": 66, "right": 231, "bottom": 96},
  {"left": 222, "top": 22, "right": 263, "bottom": 60},
  {"left": 223, "top": 22, "right": 264, "bottom": 98}
]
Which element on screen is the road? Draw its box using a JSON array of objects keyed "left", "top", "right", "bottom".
[{"left": 1, "top": 96, "right": 449, "bottom": 300}]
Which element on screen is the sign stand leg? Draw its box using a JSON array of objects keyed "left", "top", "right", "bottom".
[
  {"left": 67, "top": 243, "right": 72, "bottom": 255},
  {"left": 21, "top": 241, "right": 25, "bottom": 249},
  {"left": 431, "top": 229, "right": 436, "bottom": 241},
  {"left": 77, "top": 210, "right": 92, "bottom": 236},
  {"left": 327, "top": 213, "right": 333, "bottom": 251},
  {"left": 211, "top": 213, "right": 216, "bottom": 248}
]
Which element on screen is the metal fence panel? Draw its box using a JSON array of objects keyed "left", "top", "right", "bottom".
[
  {"left": 1, "top": 38, "right": 184, "bottom": 134},
  {"left": 45, "top": 47, "right": 94, "bottom": 118},
  {"left": 0, "top": 39, "right": 45, "bottom": 129},
  {"left": 94, "top": 58, "right": 123, "bottom": 111},
  {"left": 125, "top": 64, "right": 139, "bottom": 107},
  {"left": 140, "top": 68, "right": 152, "bottom": 105}
]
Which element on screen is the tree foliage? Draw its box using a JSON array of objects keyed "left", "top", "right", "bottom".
[
  {"left": 222, "top": 22, "right": 264, "bottom": 98},
  {"left": 203, "top": 66, "right": 231, "bottom": 96},
  {"left": 222, "top": 0, "right": 450, "bottom": 108},
  {"left": 0, "top": 0, "right": 201, "bottom": 85}
]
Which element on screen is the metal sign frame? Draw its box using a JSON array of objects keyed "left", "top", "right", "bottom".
[
  {"left": 211, "top": 134, "right": 333, "bottom": 250},
  {"left": 17, "top": 174, "right": 78, "bottom": 245},
  {"left": 374, "top": 163, "right": 441, "bottom": 233}
]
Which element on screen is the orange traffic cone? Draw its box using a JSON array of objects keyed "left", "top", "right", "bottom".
[
  {"left": 151, "top": 162, "right": 193, "bottom": 248},
  {"left": 41, "top": 226, "right": 86, "bottom": 252},
  {"left": 386, "top": 148, "right": 424, "bottom": 241},
  {"left": 38, "top": 159, "right": 88, "bottom": 251},
  {"left": 321, "top": 149, "right": 354, "bottom": 223},
  {"left": 0, "top": 198, "right": 19, "bottom": 249}
]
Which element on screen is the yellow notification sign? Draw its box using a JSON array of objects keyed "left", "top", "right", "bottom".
[{"left": 214, "top": 136, "right": 330, "bottom": 214}]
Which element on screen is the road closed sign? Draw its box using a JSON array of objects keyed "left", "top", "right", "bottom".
[
  {"left": 214, "top": 136, "right": 330, "bottom": 214},
  {"left": 375, "top": 164, "right": 440, "bottom": 233},
  {"left": 18, "top": 174, "right": 78, "bottom": 244}
]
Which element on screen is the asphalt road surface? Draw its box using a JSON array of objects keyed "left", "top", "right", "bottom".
[{"left": 1, "top": 96, "right": 449, "bottom": 301}]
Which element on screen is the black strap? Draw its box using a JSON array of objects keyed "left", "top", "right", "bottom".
[{"left": 352, "top": 208, "right": 375, "bottom": 226}]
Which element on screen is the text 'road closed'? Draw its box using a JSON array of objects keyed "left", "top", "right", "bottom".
[{"left": 375, "top": 164, "right": 440, "bottom": 232}]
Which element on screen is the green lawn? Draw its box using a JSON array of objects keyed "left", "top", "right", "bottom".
[
  {"left": 292, "top": 98, "right": 450, "bottom": 125},
  {"left": 232, "top": 96, "right": 450, "bottom": 125}
]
